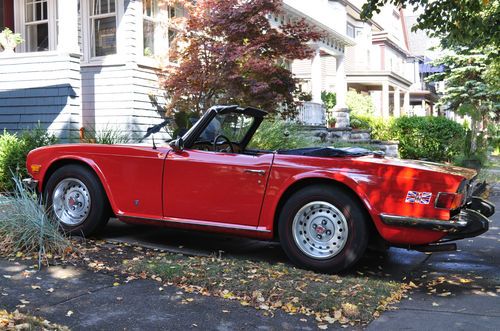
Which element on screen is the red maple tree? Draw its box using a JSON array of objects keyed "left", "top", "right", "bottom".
[{"left": 162, "top": 0, "right": 323, "bottom": 115}]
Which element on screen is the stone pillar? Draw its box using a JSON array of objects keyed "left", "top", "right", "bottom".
[
  {"left": 57, "top": 0, "right": 80, "bottom": 54},
  {"left": 403, "top": 91, "right": 410, "bottom": 115},
  {"left": 311, "top": 48, "right": 322, "bottom": 103},
  {"left": 382, "top": 83, "right": 390, "bottom": 118},
  {"left": 393, "top": 87, "right": 401, "bottom": 117}
]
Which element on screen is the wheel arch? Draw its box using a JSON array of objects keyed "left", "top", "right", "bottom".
[
  {"left": 41, "top": 157, "right": 117, "bottom": 216},
  {"left": 272, "top": 174, "right": 379, "bottom": 241}
]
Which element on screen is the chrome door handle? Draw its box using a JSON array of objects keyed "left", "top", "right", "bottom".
[{"left": 244, "top": 169, "right": 266, "bottom": 176}]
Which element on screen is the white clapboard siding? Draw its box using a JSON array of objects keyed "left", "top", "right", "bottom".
[{"left": 0, "top": 52, "right": 81, "bottom": 141}]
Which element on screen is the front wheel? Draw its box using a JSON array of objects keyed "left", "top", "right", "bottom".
[
  {"left": 44, "top": 164, "right": 110, "bottom": 236},
  {"left": 278, "top": 185, "right": 368, "bottom": 273}
]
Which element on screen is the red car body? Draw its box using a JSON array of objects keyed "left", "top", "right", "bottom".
[{"left": 25, "top": 106, "right": 494, "bottom": 271}]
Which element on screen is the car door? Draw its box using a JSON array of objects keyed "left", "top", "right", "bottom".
[{"left": 163, "top": 150, "right": 274, "bottom": 226}]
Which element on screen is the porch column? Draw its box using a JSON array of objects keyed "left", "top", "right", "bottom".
[
  {"left": 381, "top": 82, "right": 390, "bottom": 118},
  {"left": 57, "top": 0, "right": 80, "bottom": 54},
  {"left": 311, "top": 47, "right": 322, "bottom": 103},
  {"left": 393, "top": 87, "right": 401, "bottom": 117},
  {"left": 334, "top": 55, "right": 347, "bottom": 109},
  {"left": 403, "top": 91, "right": 410, "bottom": 115}
]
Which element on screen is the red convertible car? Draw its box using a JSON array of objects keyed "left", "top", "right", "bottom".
[{"left": 25, "top": 105, "right": 494, "bottom": 272}]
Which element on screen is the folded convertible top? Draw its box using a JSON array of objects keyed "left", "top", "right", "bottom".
[{"left": 277, "top": 147, "right": 375, "bottom": 157}]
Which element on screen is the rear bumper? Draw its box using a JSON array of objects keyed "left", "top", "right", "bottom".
[{"left": 380, "top": 197, "right": 493, "bottom": 240}]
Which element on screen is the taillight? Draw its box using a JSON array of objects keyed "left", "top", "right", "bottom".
[{"left": 435, "top": 192, "right": 464, "bottom": 210}]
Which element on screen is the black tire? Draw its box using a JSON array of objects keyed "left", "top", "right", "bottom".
[
  {"left": 44, "top": 164, "right": 110, "bottom": 236},
  {"left": 278, "top": 184, "right": 368, "bottom": 273}
]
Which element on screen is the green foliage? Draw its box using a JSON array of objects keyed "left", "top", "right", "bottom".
[
  {"left": 346, "top": 91, "right": 374, "bottom": 116},
  {"left": 321, "top": 91, "right": 336, "bottom": 111},
  {"left": 82, "top": 125, "right": 131, "bottom": 144},
  {"left": 0, "top": 177, "right": 70, "bottom": 268},
  {"left": 248, "top": 118, "right": 315, "bottom": 150},
  {"left": 349, "top": 115, "right": 371, "bottom": 130},
  {"left": 0, "top": 128, "right": 57, "bottom": 191},
  {"left": 392, "top": 116, "right": 465, "bottom": 162},
  {"left": 0, "top": 27, "right": 24, "bottom": 50},
  {"left": 360, "top": 0, "right": 500, "bottom": 50},
  {"left": 351, "top": 114, "right": 395, "bottom": 141}
]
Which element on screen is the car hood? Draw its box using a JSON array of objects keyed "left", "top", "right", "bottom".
[{"left": 359, "top": 156, "right": 477, "bottom": 180}]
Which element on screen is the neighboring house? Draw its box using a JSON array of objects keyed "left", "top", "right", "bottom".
[
  {"left": 0, "top": 0, "right": 354, "bottom": 140},
  {"left": 344, "top": 0, "right": 413, "bottom": 118},
  {"left": 294, "top": 0, "right": 440, "bottom": 120},
  {"left": 404, "top": 8, "right": 443, "bottom": 117}
]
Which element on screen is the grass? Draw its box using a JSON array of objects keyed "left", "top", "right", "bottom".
[
  {"left": 0, "top": 177, "right": 71, "bottom": 268},
  {"left": 0, "top": 309, "right": 69, "bottom": 330},
  {"left": 125, "top": 253, "right": 406, "bottom": 326}
]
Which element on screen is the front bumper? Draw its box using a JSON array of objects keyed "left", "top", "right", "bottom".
[
  {"left": 380, "top": 196, "right": 494, "bottom": 240},
  {"left": 22, "top": 177, "right": 39, "bottom": 190}
]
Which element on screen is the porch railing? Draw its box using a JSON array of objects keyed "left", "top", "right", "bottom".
[{"left": 297, "top": 102, "right": 326, "bottom": 126}]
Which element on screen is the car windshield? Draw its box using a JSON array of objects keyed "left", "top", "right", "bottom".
[{"left": 196, "top": 112, "right": 254, "bottom": 144}]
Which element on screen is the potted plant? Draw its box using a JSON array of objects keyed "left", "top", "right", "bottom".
[
  {"left": 0, "top": 28, "right": 24, "bottom": 54},
  {"left": 327, "top": 115, "right": 336, "bottom": 128}
]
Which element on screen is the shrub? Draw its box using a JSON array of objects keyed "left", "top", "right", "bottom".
[
  {"left": 351, "top": 114, "right": 395, "bottom": 141},
  {"left": 82, "top": 125, "right": 131, "bottom": 144},
  {"left": 0, "top": 177, "right": 71, "bottom": 267},
  {"left": 249, "top": 118, "right": 316, "bottom": 150},
  {"left": 321, "top": 91, "right": 336, "bottom": 111},
  {"left": 392, "top": 116, "right": 465, "bottom": 162},
  {"left": 349, "top": 115, "right": 371, "bottom": 130},
  {"left": 346, "top": 91, "right": 374, "bottom": 115},
  {"left": 0, "top": 127, "right": 57, "bottom": 191}
]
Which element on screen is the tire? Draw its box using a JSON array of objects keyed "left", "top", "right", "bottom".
[
  {"left": 278, "top": 184, "right": 368, "bottom": 273},
  {"left": 44, "top": 164, "right": 110, "bottom": 236}
]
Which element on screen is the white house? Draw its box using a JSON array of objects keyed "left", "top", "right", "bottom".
[{"left": 0, "top": 0, "right": 354, "bottom": 141}]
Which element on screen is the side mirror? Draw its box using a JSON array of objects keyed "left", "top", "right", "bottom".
[{"left": 169, "top": 137, "right": 184, "bottom": 152}]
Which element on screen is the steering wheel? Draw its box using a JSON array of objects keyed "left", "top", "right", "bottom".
[{"left": 213, "top": 134, "right": 234, "bottom": 153}]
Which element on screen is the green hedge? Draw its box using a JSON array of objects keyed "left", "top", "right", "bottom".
[
  {"left": 0, "top": 127, "right": 57, "bottom": 191},
  {"left": 248, "top": 118, "right": 315, "bottom": 150},
  {"left": 392, "top": 116, "right": 465, "bottom": 162}
]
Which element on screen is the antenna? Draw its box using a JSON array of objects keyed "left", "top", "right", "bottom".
[{"left": 152, "top": 135, "right": 157, "bottom": 150}]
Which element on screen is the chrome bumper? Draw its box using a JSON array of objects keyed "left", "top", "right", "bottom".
[
  {"left": 380, "top": 197, "right": 493, "bottom": 240},
  {"left": 22, "top": 178, "right": 39, "bottom": 190}
]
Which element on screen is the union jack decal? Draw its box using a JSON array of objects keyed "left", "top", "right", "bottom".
[{"left": 405, "top": 191, "right": 432, "bottom": 204}]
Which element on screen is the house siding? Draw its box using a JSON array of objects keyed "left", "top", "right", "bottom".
[{"left": 0, "top": 52, "right": 81, "bottom": 141}]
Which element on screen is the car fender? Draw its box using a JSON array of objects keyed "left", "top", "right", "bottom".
[
  {"left": 39, "top": 155, "right": 120, "bottom": 215},
  {"left": 259, "top": 169, "right": 381, "bottom": 234}
]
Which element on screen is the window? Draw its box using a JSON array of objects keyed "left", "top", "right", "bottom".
[
  {"left": 143, "top": 0, "right": 156, "bottom": 56},
  {"left": 25, "top": 0, "right": 49, "bottom": 51},
  {"left": 167, "top": 4, "right": 181, "bottom": 62},
  {"left": 346, "top": 22, "right": 355, "bottom": 38},
  {"left": 196, "top": 113, "right": 254, "bottom": 145},
  {"left": 90, "top": 0, "right": 116, "bottom": 57}
]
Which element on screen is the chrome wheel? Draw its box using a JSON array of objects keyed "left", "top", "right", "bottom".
[
  {"left": 292, "top": 201, "right": 349, "bottom": 259},
  {"left": 52, "top": 178, "right": 91, "bottom": 226}
]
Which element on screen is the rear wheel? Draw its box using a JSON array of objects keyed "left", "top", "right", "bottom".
[
  {"left": 44, "top": 164, "right": 110, "bottom": 236},
  {"left": 278, "top": 185, "right": 368, "bottom": 273}
]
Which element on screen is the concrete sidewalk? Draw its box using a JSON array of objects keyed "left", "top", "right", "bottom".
[
  {"left": 367, "top": 185, "right": 500, "bottom": 330},
  {"left": 0, "top": 260, "right": 319, "bottom": 330}
]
